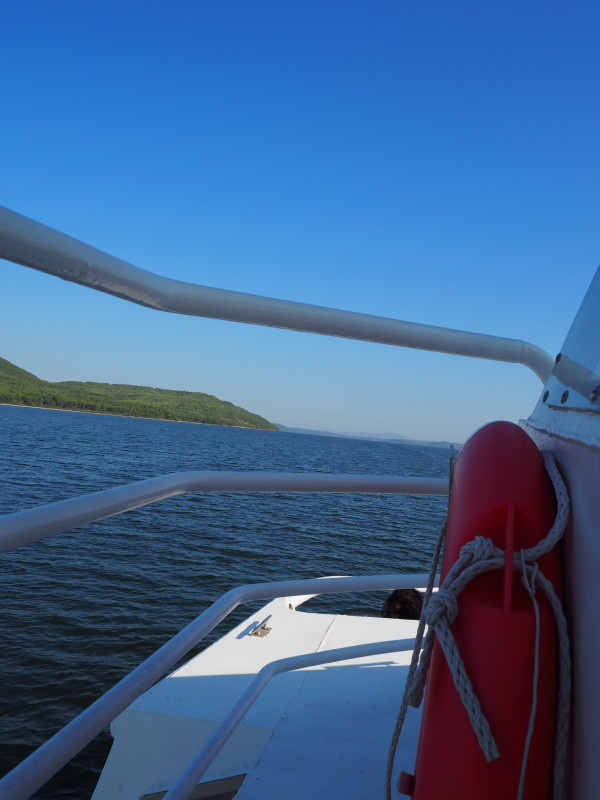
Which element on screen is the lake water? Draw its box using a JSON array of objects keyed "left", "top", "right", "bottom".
[{"left": 0, "top": 405, "right": 449, "bottom": 799}]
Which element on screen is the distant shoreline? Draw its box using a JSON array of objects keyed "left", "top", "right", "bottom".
[
  {"left": 0, "top": 355, "right": 278, "bottom": 431},
  {"left": 277, "top": 423, "right": 461, "bottom": 449},
  {"left": 1, "top": 404, "right": 458, "bottom": 446},
  {"left": 0, "top": 403, "right": 279, "bottom": 431}
]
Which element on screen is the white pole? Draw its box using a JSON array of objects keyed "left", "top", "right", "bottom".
[
  {"left": 0, "top": 206, "right": 553, "bottom": 381},
  {"left": 0, "top": 471, "right": 449, "bottom": 552}
]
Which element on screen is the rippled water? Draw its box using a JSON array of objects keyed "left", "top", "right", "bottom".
[{"left": 0, "top": 405, "right": 449, "bottom": 798}]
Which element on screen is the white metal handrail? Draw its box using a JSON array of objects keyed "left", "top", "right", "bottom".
[
  {"left": 0, "top": 471, "right": 448, "bottom": 553},
  {"left": 0, "top": 573, "right": 433, "bottom": 800},
  {"left": 0, "top": 206, "right": 554, "bottom": 381},
  {"left": 164, "top": 637, "right": 418, "bottom": 800}
]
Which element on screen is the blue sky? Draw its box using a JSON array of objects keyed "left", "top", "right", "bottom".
[{"left": 2, "top": 1, "right": 599, "bottom": 442}]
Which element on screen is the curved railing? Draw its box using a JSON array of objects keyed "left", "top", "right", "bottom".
[
  {"left": 0, "top": 471, "right": 448, "bottom": 552},
  {"left": 0, "top": 206, "right": 554, "bottom": 381},
  {"left": 0, "top": 467, "right": 446, "bottom": 799}
]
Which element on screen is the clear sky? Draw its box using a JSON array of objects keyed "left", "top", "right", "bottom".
[{"left": 2, "top": 1, "right": 599, "bottom": 442}]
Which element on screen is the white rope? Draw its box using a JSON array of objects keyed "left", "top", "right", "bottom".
[
  {"left": 385, "top": 452, "right": 571, "bottom": 800},
  {"left": 517, "top": 557, "right": 540, "bottom": 800},
  {"left": 384, "top": 522, "right": 446, "bottom": 800}
]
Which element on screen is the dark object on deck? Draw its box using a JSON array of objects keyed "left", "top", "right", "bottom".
[{"left": 381, "top": 589, "right": 423, "bottom": 620}]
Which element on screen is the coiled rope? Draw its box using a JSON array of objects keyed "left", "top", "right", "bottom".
[{"left": 385, "top": 451, "right": 571, "bottom": 800}]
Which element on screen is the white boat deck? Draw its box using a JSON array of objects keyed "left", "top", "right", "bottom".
[{"left": 93, "top": 598, "right": 422, "bottom": 800}]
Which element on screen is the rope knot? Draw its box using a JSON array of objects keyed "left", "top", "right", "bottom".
[
  {"left": 461, "top": 535, "right": 496, "bottom": 564},
  {"left": 424, "top": 587, "right": 458, "bottom": 627},
  {"left": 520, "top": 552, "right": 539, "bottom": 598}
]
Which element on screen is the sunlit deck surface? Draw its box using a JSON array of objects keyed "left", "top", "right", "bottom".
[{"left": 93, "top": 599, "right": 422, "bottom": 800}]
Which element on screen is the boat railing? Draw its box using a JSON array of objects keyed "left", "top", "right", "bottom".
[
  {"left": 0, "top": 471, "right": 448, "bottom": 553},
  {"left": 0, "top": 570, "right": 432, "bottom": 800},
  {"left": 0, "top": 205, "right": 554, "bottom": 381}
]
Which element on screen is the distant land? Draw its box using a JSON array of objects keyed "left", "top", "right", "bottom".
[
  {"left": 0, "top": 357, "right": 278, "bottom": 430},
  {"left": 277, "top": 424, "right": 462, "bottom": 449}
]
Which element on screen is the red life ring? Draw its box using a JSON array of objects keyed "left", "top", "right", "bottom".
[{"left": 406, "top": 421, "right": 561, "bottom": 799}]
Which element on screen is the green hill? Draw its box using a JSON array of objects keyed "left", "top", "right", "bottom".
[{"left": 0, "top": 357, "right": 278, "bottom": 430}]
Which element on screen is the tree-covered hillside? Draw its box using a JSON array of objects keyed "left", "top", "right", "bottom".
[{"left": 0, "top": 357, "right": 278, "bottom": 430}]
